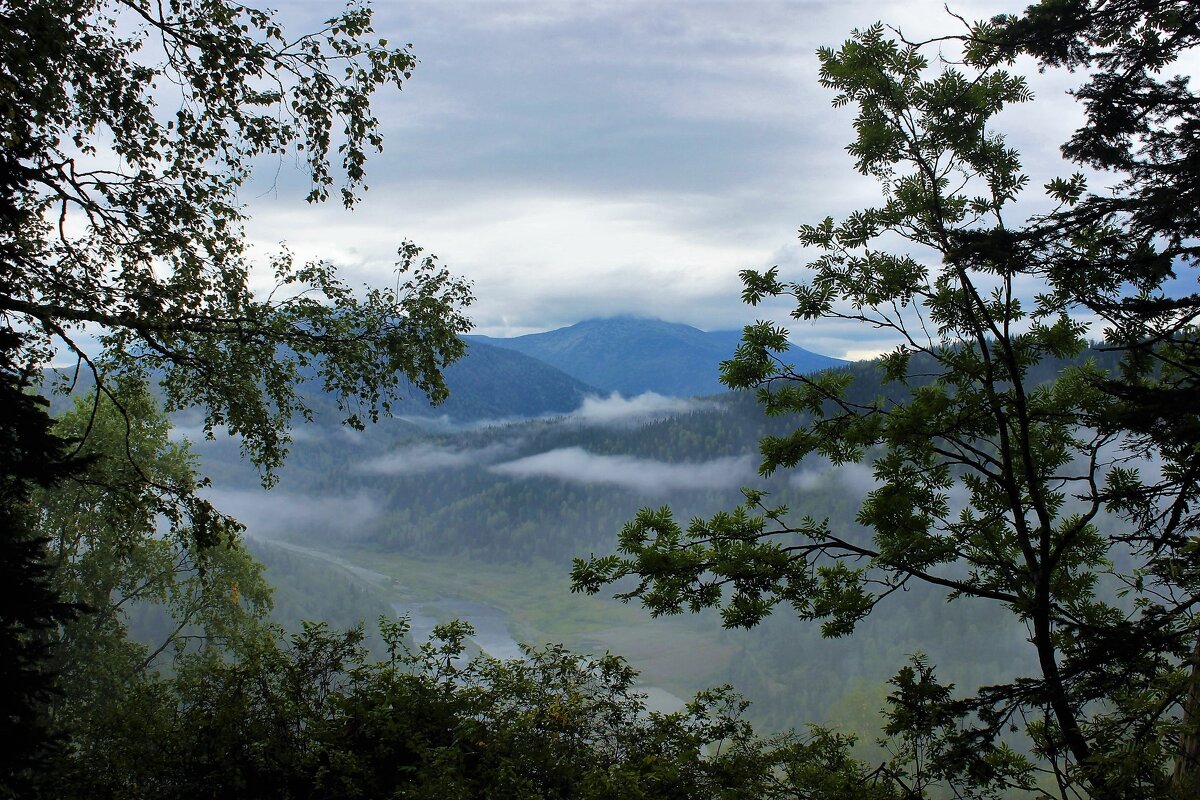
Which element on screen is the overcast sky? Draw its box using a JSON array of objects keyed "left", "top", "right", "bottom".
[{"left": 240, "top": 0, "right": 1100, "bottom": 359}]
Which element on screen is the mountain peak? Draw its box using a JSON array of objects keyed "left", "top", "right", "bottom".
[{"left": 469, "top": 317, "right": 842, "bottom": 398}]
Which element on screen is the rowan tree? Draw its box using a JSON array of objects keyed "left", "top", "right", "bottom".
[{"left": 575, "top": 5, "right": 1200, "bottom": 798}]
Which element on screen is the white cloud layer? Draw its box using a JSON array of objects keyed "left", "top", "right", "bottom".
[
  {"left": 230, "top": 1, "right": 1127, "bottom": 358},
  {"left": 204, "top": 489, "right": 380, "bottom": 540},
  {"left": 571, "top": 392, "right": 705, "bottom": 425},
  {"left": 490, "top": 447, "right": 756, "bottom": 493},
  {"left": 356, "top": 441, "right": 516, "bottom": 475}
]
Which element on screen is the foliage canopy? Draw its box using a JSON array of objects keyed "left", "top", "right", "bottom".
[
  {"left": 575, "top": 3, "right": 1200, "bottom": 798},
  {"left": 47, "top": 616, "right": 898, "bottom": 800},
  {"left": 1, "top": 0, "right": 473, "bottom": 480},
  {"left": 0, "top": 1, "right": 469, "bottom": 790}
]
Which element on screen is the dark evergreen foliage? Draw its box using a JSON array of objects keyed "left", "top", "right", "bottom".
[{"left": 0, "top": 332, "right": 81, "bottom": 798}]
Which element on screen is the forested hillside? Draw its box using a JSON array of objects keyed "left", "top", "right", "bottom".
[
  {"left": 188, "top": 352, "right": 1090, "bottom": 736},
  {"left": 195, "top": 347, "right": 1119, "bottom": 562}
]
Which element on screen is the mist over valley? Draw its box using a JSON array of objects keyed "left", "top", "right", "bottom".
[{"left": 189, "top": 317, "right": 1033, "bottom": 735}]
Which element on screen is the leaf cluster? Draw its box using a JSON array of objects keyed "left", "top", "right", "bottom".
[
  {"left": 0, "top": 0, "right": 474, "bottom": 479},
  {"left": 46, "top": 614, "right": 897, "bottom": 800}
]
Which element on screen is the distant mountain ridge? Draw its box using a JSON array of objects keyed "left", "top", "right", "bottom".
[
  {"left": 467, "top": 316, "right": 843, "bottom": 398},
  {"left": 48, "top": 318, "right": 841, "bottom": 426},
  {"left": 401, "top": 340, "right": 600, "bottom": 421}
]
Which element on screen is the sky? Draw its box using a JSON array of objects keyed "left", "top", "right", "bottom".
[{"left": 239, "top": 0, "right": 1103, "bottom": 359}]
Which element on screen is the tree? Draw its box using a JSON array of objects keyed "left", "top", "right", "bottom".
[
  {"left": 1, "top": 2, "right": 470, "bottom": 793},
  {"left": 40, "top": 383, "right": 276, "bottom": 667},
  {"left": 0, "top": 330, "right": 82, "bottom": 797},
  {"left": 1, "top": 0, "right": 473, "bottom": 479},
  {"left": 574, "top": 6, "right": 1200, "bottom": 798},
  {"left": 83, "top": 617, "right": 907, "bottom": 800},
  {"left": 36, "top": 384, "right": 277, "bottom": 796},
  {"left": 975, "top": 4, "right": 1200, "bottom": 789}
]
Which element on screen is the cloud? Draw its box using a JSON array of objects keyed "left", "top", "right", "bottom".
[
  {"left": 235, "top": 0, "right": 1101, "bottom": 362},
  {"left": 489, "top": 447, "right": 755, "bottom": 493},
  {"left": 203, "top": 488, "right": 380, "bottom": 540},
  {"left": 392, "top": 392, "right": 708, "bottom": 431},
  {"left": 356, "top": 441, "right": 516, "bottom": 475},
  {"left": 570, "top": 392, "right": 706, "bottom": 425},
  {"left": 789, "top": 457, "right": 879, "bottom": 495}
]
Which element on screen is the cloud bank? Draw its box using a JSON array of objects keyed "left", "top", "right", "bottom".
[
  {"left": 204, "top": 488, "right": 380, "bottom": 540},
  {"left": 489, "top": 447, "right": 755, "bottom": 493},
  {"left": 356, "top": 441, "right": 516, "bottom": 475},
  {"left": 571, "top": 392, "right": 705, "bottom": 425},
  {"left": 239, "top": 0, "right": 1089, "bottom": 359}
]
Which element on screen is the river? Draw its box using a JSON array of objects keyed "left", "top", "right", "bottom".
[{"left": 254, "top": 536, "right": 686, "bottom": 713}]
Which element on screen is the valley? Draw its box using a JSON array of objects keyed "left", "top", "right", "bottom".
[{"left": 195, "top": 317, "right": 1034, "bottom": 739}]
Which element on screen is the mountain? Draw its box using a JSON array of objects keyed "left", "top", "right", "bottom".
[
  {"left": 467, "top": 317, "right": 843, "bottom": 398},
  {"left": 44, "top": 340, "right": 601, "bottom": 425},
  {"left": 47, "top": 318, "right": 838, "bottom": 424},
  {"left": 396, "top": 340, "right": 601, "bottom": 422}
]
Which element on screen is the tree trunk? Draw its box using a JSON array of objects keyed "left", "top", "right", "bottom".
[{"left": 1172, "top": 633, "right": 1200, "bottom": 798}]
